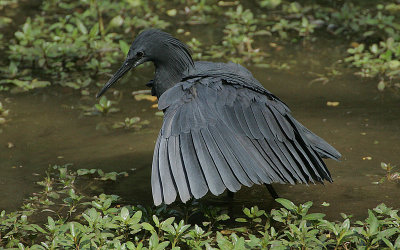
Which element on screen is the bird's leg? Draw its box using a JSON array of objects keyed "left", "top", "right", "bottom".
[{"left": 265, "top": 184, "right": 279, "bottom": 199}]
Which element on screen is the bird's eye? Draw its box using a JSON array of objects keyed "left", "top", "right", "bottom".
[{"left": 136, "top": 51, "right": 144, "bottom": 58}]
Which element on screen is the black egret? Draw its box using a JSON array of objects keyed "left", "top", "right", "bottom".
[{"left": 97, "top": 29, "right": 341, "bottom": 206}]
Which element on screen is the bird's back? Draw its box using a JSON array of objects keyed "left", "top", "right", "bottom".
[{"left": 187, "top": 61, "right": 275, "bottom": 97}]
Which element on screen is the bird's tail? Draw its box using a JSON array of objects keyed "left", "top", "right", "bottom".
[{"left": 292, "top": 119, "right": 341, "bottom": 160}]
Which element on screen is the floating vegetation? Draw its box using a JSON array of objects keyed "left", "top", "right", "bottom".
[
  {"left": 377, "top": 162, "right": 400, "bottom": 184},
  {"left": 0, "top": 0, "right": 171, "bottom": 91},
  {"left": 1, "top": 164, "right": 400, "bottom": 249},
  {"left": 0, "top": 1, "right": 399, "bottom": 91},
  {"left": 133, "top": 94, "right": 157, "bottom": 102},
  {"left": 0, "top": 101, "right": 9, "bottom": 125},
  {"left": 206, "top": 5, "right": 269, "bottom": 65},
  {"left": 93, "top": 96, "right": 119, "bottom": 115},
  {"left": 346, "top": 38, "right": 400, "bottom": 90},
  {"left": 112, "top": 117, "right": 150, "bottom": 130}
]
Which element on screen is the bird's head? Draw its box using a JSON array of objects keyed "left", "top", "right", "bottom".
[{"left": 97, "top": 29, "right": 193, "bottom": 98}]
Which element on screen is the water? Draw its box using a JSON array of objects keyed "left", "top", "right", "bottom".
[{"left": 1, "top": 36, "right": 400, "bottom": 221}]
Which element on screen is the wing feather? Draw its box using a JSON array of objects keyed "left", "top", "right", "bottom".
[
  {"left": 215, "top": 126, "right": 265, "bottom": 184},
  {"left": 233, "top": 100, "right": 253, "bottom": 138},
  {"left": 251, "top": 102, "right": 274, "bottom": 139},
  {"left": 199, "top": 128, "right": 242, "bottom": 192},
  {"left": 206, "top": 126, "right": 253, "bottom": 186},
  {"left": 292, "top": 140, "right": 323, "bottom": 182},
  {"left": 151, "top": 135, "right": 163, "bottom": 206},
  {"left": 270, "top": 107, "right": 295, "bottom": 140},
  {"left": 275, "top": 141, "right": 307, "bottom": 183},
  {"left": 159, "top": 138, "right": 177, "bottom": 204},
  {"left": 152, "top": 70, "right": 339, "bottom": 205},
  {"left": 179, "top": 132, "right": 208, "bottom": 199},
  {"left": 284, "top": 142, "right": 314, "bottom": 183},
  {"left": 260, "top": 105, "right": 285, "bottom": 141},
  {"left": 308, "top": 148, "right": 332, "bottom": 182},
  {"left": 167, "top": 136, "right": 191, "bottom": 202},
  {"left": 191, "top": 129, "right": 226, "bottom": 195},
  {"left": 258, "top": 139, "right": 296, "bottom": 184},
  {"left": 243, "top": 104, "right": 264, "bottom": 139},
  {"left": 250, "top": 139, "right": 286, "bottom": 183}
]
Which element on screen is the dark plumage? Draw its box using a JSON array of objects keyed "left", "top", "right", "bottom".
[{"left": 97, "top": 29, "right": 341, "bottom": 206}]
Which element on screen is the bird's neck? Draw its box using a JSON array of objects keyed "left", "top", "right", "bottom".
[{"left": 153, "top": 61, "right": 194, "bottom": 98}]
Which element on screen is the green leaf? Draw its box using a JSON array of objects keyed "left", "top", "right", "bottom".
[
  {"left": 370, "top": 44, "right": 379, "bottom": 54},
  {"left": 382, "top": 237, "right": 394, "bottom": 249},
  {"left": 142, "top": 222, "right": 155, "bottom": 232},
  {"left": 121, "top": 207, "right": 129, "bottom": 221},
  {"left": 47, "top": 216, "right": 55, "bottom": 230},
  {"left": 303, "top": 213, "right": 326, "bottom": 221},
  {"left": 76, "top": 19, "right": 87, "bottom": 34},
  {"left": 103, "top": 199, "right": 112, "bottom": 210},
  {"left": 119, "top": 40, "right": 130, "bottom": 55},
  {"left": 388, "top": 60, "right": 400, "bottom": 69},
  {"left": 156, "top": 241, "right": 170, "bottom": 250},
  {"left": 89, "top": 24, "right": 99, "bottom": 37},
  {"left": 321, "top": 202, "right": 330, "bottom": 207},
  {"left": 161, "top": 217, "right": 174, "bottom": 228},
  {"left": 92, "top": 201, "right": 103, "bottom": 209},
  {"left": 109, "top": 15, "right": 124, "bottom": 28},
  {"left": 153, "top": 215, "right": 161, "bottom": 227},
  {"left": 77, "top": 169, "right": 89, "bottom": 176},
  {"left": 217, "top": 214, "right": 230, "bottom": 221},
  {"left": 166, "top": 9, "right": 177, "bottom": 16},
  {"left": 275, "top": 198, "right": 296, "bottom": 210},
  {"left": 259, "top": 0, "right": 281, "bottom": 9},
  {"left": 377, "top": 80, "right": 386, "bottom": 91},
  {"left": 69, "top": 222, "right": 75, "bottom": 237},
  {"left": 235, "top": 218, "right": 247, "bottom": 223},
  {"left": 367, "top": 210, "right": 379, "bottom": 235}
]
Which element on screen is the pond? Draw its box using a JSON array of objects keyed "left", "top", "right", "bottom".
[{"left": 1, "top": 33, "right": 399, "bottom": 221}]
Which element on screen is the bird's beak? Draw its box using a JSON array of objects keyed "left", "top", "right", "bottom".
[{"left": 96, "top": 59, "right": 138, "bottom": 98}]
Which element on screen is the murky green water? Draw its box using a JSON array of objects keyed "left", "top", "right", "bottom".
[{"left": 1, "top": 35, "right": 400, "bottom": 220}]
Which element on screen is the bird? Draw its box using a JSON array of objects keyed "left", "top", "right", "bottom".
[{"left": 97, "top": 29, "right": 341, "bottom": 206}]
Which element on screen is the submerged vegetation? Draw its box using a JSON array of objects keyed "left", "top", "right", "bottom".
[
  {"left": 1, "top": 164, "right": 399, "bottom": 249},
  {"left": 0, "top": 0, "right": 399, "bottom": 92}
]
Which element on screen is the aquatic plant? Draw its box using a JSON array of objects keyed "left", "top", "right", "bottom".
[
  {"left": 0, "top": 101, "right": 9, "bottom": 125},
  {"left": 1, "top": 0, "right": 400, "bottom": 93},
  {"left": 0, "top": 0, "right": 171, "bottom": 91},
  {"left": 94, "top": 96, "right": 119, "bottom": 114},
  {"left": 206, "top": 5, "right": 269, "bottom": 65},
  {"left": 112, "top": 117, "right": 150, "bottom": 130},
  {"left": 346, "top": 38, "right": 400, "bottom": 90},
  {"left": 330, "top": 3, "right": 400, "bottom": 41},
  {"left": 0, "top": 0, "right": 17, "bottom": 31},
  {"left": 377, "top": 162, "right": 400, "bottom": 184},
  {"left": 1, "top": 164, "right": 400, "bottom": 249}
]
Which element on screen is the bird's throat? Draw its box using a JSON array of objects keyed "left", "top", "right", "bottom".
[{"left": 153, "top": 63, "right": 191, "bottom": 98}]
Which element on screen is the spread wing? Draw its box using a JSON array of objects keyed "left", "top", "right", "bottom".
[{"left": 151, "top": 77, "right": 338, "bottom": 205}]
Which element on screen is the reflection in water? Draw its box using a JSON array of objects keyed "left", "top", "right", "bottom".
[{"left": 1, "top": 42, "right": 399, "bottom": 220}]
